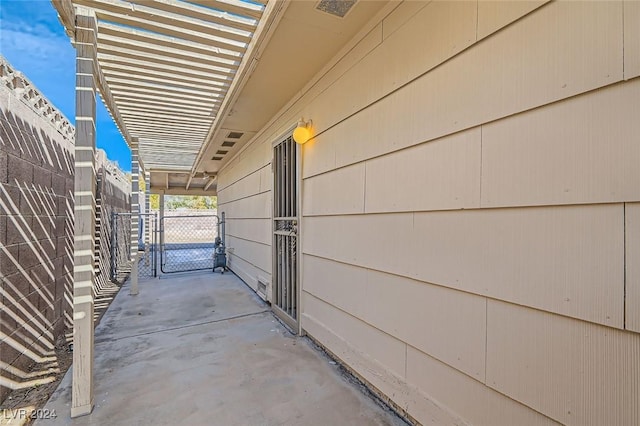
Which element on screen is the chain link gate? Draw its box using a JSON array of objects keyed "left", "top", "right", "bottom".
[
  {"left": 110, "top": 212, "right": 158, "bottom": 282},
  {"left": 160, "top": 214, "right": 219, "bottom": 273}
]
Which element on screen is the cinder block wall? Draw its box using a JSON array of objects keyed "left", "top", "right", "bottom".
[
  {"left": 0, "top": 59, "right": 129, "bottom": 403},
  {"left": 218, "top": 2, "right": 640, "bottom": 425},
  {"left": 0, "top": 69, "right": 75, "bottom": 404},
  {"left": 94, "top": 150, "right": 130, "bottom": 303}
]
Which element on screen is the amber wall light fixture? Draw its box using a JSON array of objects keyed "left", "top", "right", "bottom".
[{"left": 293, "top": 118, "right": 312, "bottom": 144}]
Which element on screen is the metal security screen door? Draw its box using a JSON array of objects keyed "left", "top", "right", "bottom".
[{"left": 273, "top": 135, "right": 300, "bottom": 330}]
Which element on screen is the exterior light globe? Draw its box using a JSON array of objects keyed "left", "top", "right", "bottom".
[{"left": 293, "top": 121, "right": 311, "bottom": 144}]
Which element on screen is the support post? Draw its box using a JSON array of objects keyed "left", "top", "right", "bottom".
[
  {"left": 71, "top": 8, "right": 97, "bottom": 418},
  {"left": 158, "top": 191, "right": 165, "bottom": 278},
  {"left": 130, "top": 140, "right": 140, "bottom": 295},
  {"left": 145, "top": 171, "right": 150, "bottom": 246}
]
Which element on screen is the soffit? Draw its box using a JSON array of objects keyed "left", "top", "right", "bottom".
[{"left": 195, "top": 0, "right": 389, "bottom": 175}]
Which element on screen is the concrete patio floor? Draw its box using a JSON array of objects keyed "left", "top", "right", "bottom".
[{"left": 37, "top": 272, "right": 406, "bottom": 426}]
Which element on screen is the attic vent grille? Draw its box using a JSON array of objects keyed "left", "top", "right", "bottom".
[
  {"left": 227, "top": 131, "right": 243, "bottom": 139},
  {"left": 316, "top": 0, "right": 357, "bottom": 18}
]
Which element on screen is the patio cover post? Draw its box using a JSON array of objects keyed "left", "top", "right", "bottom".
[
  {"left": 158, "top": 192, "right": 164, "bottom": 278},
  {"left": 145, "top": 171, "right": 150, "bottom": 245},
  {"left": 130, "top": 139, "right": 140, "bottom": 295},
  {"left": 71, "top": 7, "right": 97, "bottom": 418}
]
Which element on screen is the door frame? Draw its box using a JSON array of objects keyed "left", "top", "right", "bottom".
[{"left": 271, "top": 124, "right": 303, "bottom": 334}]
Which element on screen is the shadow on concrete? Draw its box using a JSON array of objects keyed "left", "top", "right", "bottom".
[{"left": 37, "top": 273, "right": 406, "bottom": 426}]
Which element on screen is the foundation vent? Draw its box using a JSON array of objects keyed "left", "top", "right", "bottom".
[
  {"left": 257, "top": 277, "right": 268, "bottom": 300},
  {"left": 316, "top": 0, "right": 357, "bottom": 18}
]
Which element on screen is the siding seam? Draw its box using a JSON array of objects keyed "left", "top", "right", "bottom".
[
  {"left": 475, "top": 0, "right": 479, "bottom": 41},
  {"left": 624, "top": 202, "right": 627, "bottom": 329},
  {"left": 363, "top": 161, "right": 367, "bottom": 213},
  {"left": 302, "top": 201, "right": 636, "bottom": 218},
  {"left": 623, "top": 0, "right": 625, "bottom": 79},
  {"left": 484, "top": 297, "right": 488, "bottom": 383},
  {"left": 479, "top": 125, "right": 483, "bottom": 207}
]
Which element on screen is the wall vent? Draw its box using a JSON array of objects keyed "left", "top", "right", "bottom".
[
  {"left": 257, "top": 277, "right": 268, "bottom": 300},
  {"left": 315, "top": 0, "right": 357, "bottom": 18},
  {"left": 216, "top": 150, "right": 228, "bottom": 155},
  {"left": 222, "top": 141, "right": 236, "bottom": 147},
  {"left": 212, "top": 156, "right": 223, "bottom": 161},
  {"left": 227, "top": 131, "right": 243, "bottom": 139}
]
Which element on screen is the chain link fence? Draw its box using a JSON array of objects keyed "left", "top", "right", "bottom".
[
  {"left": 160, "top": 212, "right": 218, "bottom": 273},
  {"left": 110, "top": 212, "right": 158, "bottom": 282}
]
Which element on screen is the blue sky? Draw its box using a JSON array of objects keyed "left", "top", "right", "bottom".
[{"left": 0, "top": 0, "right": 131, "bottom": 171}]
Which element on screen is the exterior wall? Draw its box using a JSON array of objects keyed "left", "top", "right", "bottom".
[
  {"left": 218, "top": 141, "right": 272, "bottom": 297},
  {"left": 218, "top": 2, "right": 640, "bottom": 425},
  {"left": 0, "top": 60, "right": 129, "bottom": 403}
]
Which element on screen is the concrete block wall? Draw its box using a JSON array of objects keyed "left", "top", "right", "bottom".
[
  {"left": 218, "top": 2, "right": 640, "bottom": 425},
  {"left": 0, "top": 59, "right": 129, "bottom": 403},
  {"left": 93, "top": 150, "right": 130, "bottom": 310},
  {"left": 0, "top": 72, "right": 75, "bottom": 404}
]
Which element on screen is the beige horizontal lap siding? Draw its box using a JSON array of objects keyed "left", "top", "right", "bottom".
[
  {"left": 217, "top": 139, "right": 273, "bottom": 293},
  {"left": 218, "top": 1, "right": 640, "bottom": 424},
  {"left": 624, "top": 0, "right": 640, "bottom": 80},
  {"left": 626, "top": 202, "right": 640, "bottom": 333},
  {"left": 303, "top": 205, "right": 624, "bottom": 328}
]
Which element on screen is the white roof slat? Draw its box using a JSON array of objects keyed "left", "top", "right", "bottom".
[
  {"left": 127, "top": 0, "right": 259, "bottom": 33},
  {"left": 186, "top": 0, "right": 264, "bottom": 20},
  {"left": 98, "top": 34, "right": 240, "bottom": 71},
  {"left": 105, "top": 72, "right": 226, "bottom": 97},
  {"left": 92, "top": 10, "right": 248, "bottom": 53},
  {"left": 106, "top": 76, "right": 225, "bottom": 97},
  {"left": 118, "top": 106, "right": 212, "bottom": 120},
  {"left": 140, "top": 142, "right": 203, "bottom": 149},
  {"left": 98, "top": 54, "right": 233, "bottom": 85},
  {"left": 97, "top": 47, "right": 237, "bottom": 77},
  {"left": 134, "top": 135, "right": 208, "bottom": 142},
  {"left": 75, "top": 0, "right": 253, "bottom": 44},
  {"left": 102, "top": 64, "right": 229, "bottom": 90},
  {"left": 127, "top": 125, "right": 210, "bottom": 135},
  {"left": 110, "top": 96, "right": 213, "bottom": 113},
  {"left": 98, "top": 22, "right": 243, "bottom": 63},
  {"left": 112, "top": 94, "right": 217, "bottom": 111},
  {"left": 109, "top": 84, "right": 224, "bottom": 103},
  {"left": 120, "top": 112, "right": 212, "bottom": 125}
]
